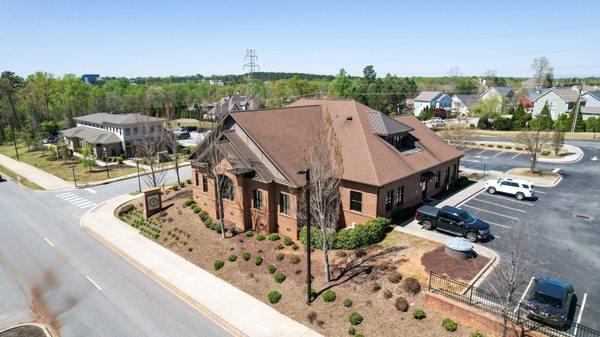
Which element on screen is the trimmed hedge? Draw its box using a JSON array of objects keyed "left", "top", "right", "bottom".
[{"left": 300, "top": 217, "right": 390, "bottom": 250}]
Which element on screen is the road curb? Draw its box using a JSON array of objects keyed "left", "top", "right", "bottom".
[
  {"left": 81, "top": 198, "right": 247, "bottom": 337},
  {"left": 0, "top": 323, "right": 55, "bottom": 337},
  {"left": 76, "top": 162, "right": 191, "bottom": 188}
]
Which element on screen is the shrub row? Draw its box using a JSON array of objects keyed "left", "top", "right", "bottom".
[{"left": 299, "top": 217, "right": 391, "bottom": 250}]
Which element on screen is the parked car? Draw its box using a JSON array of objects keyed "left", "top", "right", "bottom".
[
  {"left": 415, "top": 205, "right": 491, "bottom": 242},
  {"left": 181, "top": 126, "right": 198, "bottom": 132},
  {"left": 484, "top": 177, "right": 535, "bottom": 200},
  {"left": 177, "top": 132, "right": 191, "bottom": 140},
  {"left": 523, "top": 277, "right": 574, "bottom": 328},
  {"left": 431, "top": 117, "right": 445, "bottom": 126},
  {"left": 41, "top": 135, "right": 60, "bottom": 144}
]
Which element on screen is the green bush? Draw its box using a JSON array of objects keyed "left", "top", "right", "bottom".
[
  {"left": 186, "top": 179, "right": 192, "bottom": 184},
  {"left": 413, "top": 309, "right": 426, "bottom": 320},
  {"left": 256, "top": 233, "right": 266, "bottom": 241},
  {"left": 541, "top": 150, "right": 551, "bottom": 156},
  {"left": 241, "top": 252, "right": 251, "bottom": 261},
  {"left": 348, "top": 327, "right": 356, "bottom": 335},
  {"left": 184, "top": 199, "right": 195, "bottom": 206},
  {"left": 254, "top": 256, "right": 263, "bottom": 266},
  {"left": 268, "top": 233, "right": 280, "bottom": 241},
  {"left": 273, "top": 273, "right": 286, "bottom": 283},
  {"left": 267, "top": 290, "right": 281, "bottom": 304},
  {"left": 214, "top": 259, "right": 224, "bottom": 270},
  {"left": 267, "top": 264, "right": 277, "bottom": 274},
  {"left": 283, "top": 236, "right": 293, "bottom": 246},
  {"left": 515, "top": 146, "right": 523, "bottom": 151},
  {"left": 470, "top": 331, "right": 485, "bottom": 337},
  {"left": 322, "top": 290, "right": 336, "bottom": 302},
  {"left": 395, "top": 297, "right": 409, "bottom": 312},
  {"left": 387, "top": 271, "right": 402, "bottom": 284},
  {"left": 199, "top": 210, "right": 209, "bottom": 222},
  {"left": 299, "top": 217, "right": 390, "bottom": 250},
  {"left": 244, "top": 231, "right": 254, "bottom": 237},
  {"left": 348, "top": 312, "right": 363, "bottom": 326},
  {"left": 343, "top": 299, "right": 353, "bottom": 308},
  {"left": 228, "top": 254, "right": 237, "bottom": 262},
  {"left": 442, "top": 318, "right": 458, "bottom": 332},
  {"left": 192, "top": 206, "right": 201, "bottom": 214},
  {"left": 402, "top": 277, "right": 421, "bottom": 294}
]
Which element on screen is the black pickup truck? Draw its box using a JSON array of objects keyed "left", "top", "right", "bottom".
[{"left": 415, "top": 205, "right": 491, "bottom": 242}]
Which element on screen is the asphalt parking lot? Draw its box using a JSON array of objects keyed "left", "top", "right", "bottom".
[{"left": 449, "top": 140, "right": 600, "bottom": 331}]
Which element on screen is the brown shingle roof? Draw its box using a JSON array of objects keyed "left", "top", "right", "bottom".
[{"left": 225, "top": 99, "right": 462, "bottom": 188}]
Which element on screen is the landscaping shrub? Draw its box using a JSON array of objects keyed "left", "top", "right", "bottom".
[
  {"left": 184, "top": 199, "right": 195, "bottom": 206},
  {"left": 387, "top": 271, "right": 403, "bottom": 284},
  {"left": 179, "top": 182, "right": 185, "bottom": 187},
  {"left": 383, "top": 289, "right": 393, "bottom": 299},
  {"left": 348, "top": 327, "right": 356, "bottom": 335},
  {"left": 199, "top": 210, "right": 209, "bottom": 222},
  {"left": 276, "top": 253, "right": 284, "bottom": 261},
  {"left": 275, "top": 243, "right": 284, "bottom": 250},
  {"left": 290, "top": 255, "right": 301, "bottom": 264},
  {"left": 348, "top": 312, "right": 363, "bottom": 326},
  {"left": 273, "top": 273, "right": 286, "bottom": 283},
  {"left": 228, "top": 254, "right": 237, "bottom": 262},
  {"left": 322, "top": 290, "right": 336, "bottom": 302},
  {"left": 541, "top": 150, "right": 551, "bottom": 156},
  {"left": 193, "top": 206, "right": 201, "bottom": 214},
  {"left": 241, "top": 252, "right": 251, "bottom": 261},
  {"left": 268, "top": 233, "right": 280, "bottom": 241},
  {"left": 256, "top": 233, "right": 266, "bottom": 241},
  {"left": 395, "top": 297, "right": 409, "bottom": 312},
  {"left": 372, "top": 282, "right": 381, "bottom": 292},
  {"left": 515, "top": 146, "right": 523, "bottom": 151},
  {"left": 292, "top": 243, "right": 299, "bottom": 251},
  {"left": 267, "top": 291, "right": 281, "bottom": 304},
  {"left": 413, "top": 309, "right": 426, "bottom": 320},
  {"left": 214, "top": 259, "right": 224, "bottom": 270},
  {"left": 186, "top": 179, "right": 192, "bottom": 184},
  {"left": 306, "top": 287, "right": 317, "bottom": 300},
  {"left": 343, "top": 299, "right": 353, "bottom": 308},
  {"left": 470, "top": 331, "right": 485, "bottom": 337},
  {"left": 402, "top": 277, "right": 421, "bottom": 294},
  {"left": 505, "top": 146, "right": 512, "bottom": 150},
  {"left": 244, "top": 231, "right": 254, "bottom": 237},
  {"left": 307, "top": 311, "right": 318, "bottom": 323},
  {"left": 496, "top": 144, "right": 504, "bottom": 148},
  {"left": 442, "top": 318, "right": 458, "bottom": 331},
  {"left": 283, "top": 236, "right": 293, "bottom": 246},
  {"left": 299, "top": 217, "right": 390, "bottom": 250},
  {"left": 267, "top": 264, "right": 277, "bottom": 273},
  {"left": 254, "top": 256, "right": 263, "bottom": 266}
]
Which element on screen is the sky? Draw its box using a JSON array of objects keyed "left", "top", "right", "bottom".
[{"left": 1, "top": 0, "right": 600, "bottom": 78}]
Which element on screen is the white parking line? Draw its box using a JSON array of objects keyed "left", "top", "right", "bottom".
[
  {"left": 574, "top": 293, "right": 588, "bottom": 336},
  {"left": 461, "top": 205, "right": 520, "bottom": 220},
  {"left": 469, "top": 198, "right": 527, "bottom": 213},
  {"left": 493, "top": 151, "right": 504, "bottom": 157},
  {"left": 480, "top": 193, "right": 535, "bottom": 206},
  {"left": 86, "top": 188, "right": 97, "bottom": 194},
  {"left": 512, "top": 153, "right": 521, "bottom": 159},
  {"left": 485, "top": 221, "right": 512, "bottom": 229},
  {"left": 85, "top": 275, "right": 102, "bottom": 291},
  {"left": 534, "top": 190, "right": 546, "bottom": 195},
  {"left": 514, "top": 277, "right": 535, "bottom": 313},
  {"left": 43, "top": 237, "right": 55, "bottom": 248},
  {"left": 476, "top": 149, "right": 488, "bottom": 156}
]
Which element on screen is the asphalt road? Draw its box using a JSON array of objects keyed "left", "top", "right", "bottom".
[
  {"left": 0, "top": 169, "right": 230, "bottom": 337},
  {"left": 458, "top": 140, "right": 600, "bottom": 331}
]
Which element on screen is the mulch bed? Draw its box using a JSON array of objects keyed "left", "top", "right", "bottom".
[
  {"left": 421, "top": 247, "right": 490, "bottom": 281},
  {"left": 120, "top": 185, "right": 494, "bottom": 337}
]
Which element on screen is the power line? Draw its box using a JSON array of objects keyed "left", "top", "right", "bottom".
[{"left": 243, "top": 50, "right": 260, "bottom": 74}]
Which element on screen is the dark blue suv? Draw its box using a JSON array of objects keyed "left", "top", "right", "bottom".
[{"left": 524, "top": 277, "right": 574, "bottom": 328}]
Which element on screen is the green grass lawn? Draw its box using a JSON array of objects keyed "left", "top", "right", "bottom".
[
  {"left": 170, "top": 119, "right": 214, "bottom": 129},
  {"left": 0, "top": 163, "right": 43, "bottom": 190},
  {"left": 0, "top": 143, "right": 139, "bottom": 183}
]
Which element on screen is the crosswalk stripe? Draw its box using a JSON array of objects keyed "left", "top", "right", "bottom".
[
  {"left": 62, "top": 195, "right": 80, "bottom": 201},
  {"left": 80, "top": 203, "right": 96, "bottom": 209},
  {"left": 56, "top": 192, "right": 72, "bottom": 197},
  {"left": 85, "top": 188, "right": 97, "bottom": 194},
  {"left": 77, "top": 201, "right": 94, "bottom": 207},
  {"left": 72, "top": 200, "right": 91, "bottom": 206},
  {"left": 68, "top": 197, "right": 84, "bottom": 203},
  {"left": 59, "top": 194, "right": 76, "bottom": 199}
]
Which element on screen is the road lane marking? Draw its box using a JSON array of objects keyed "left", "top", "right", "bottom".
[
  {"left": 85, "top": 188, "right": 97, "bottom": 194},
  {"left": 485, "top": 221, "right": 511, "bottom": 229},
  {"left": 574, "top": 293, "right": 588, "bottom": 336},
  {"left": 62, "top": 195, "right": 80, "bottom": 201},
  {"left": 480, "top": 194, "right": 535, "bottom": 206},
  {"left": 461, "top": 205, "right": 520, "bottom": 220},
  {"left": 534, "top": 190, "right": 546, "bottom": 194},
  {"left": 469, "top": 198, "right": 527, "bottom": 213},
  {"left": 514, "top": 277, "right": 535, "bottom": 313},
  {"left": 80, "top": 203, "right": 97, "bottom": 209},
  {"left": 493, "top": 151, "right": 504, "bottom": 157},
  {"left": 56, "top": 192, "right": 72, "bottom": 197},
  {"left": 68, "top": 197, "right": 84, "bottom": 203},
  {"left": 512, "top": 153, "right": 521, "bottom": 159},
  {"left": 85, "top": 275, "right": 102, "bottom": 291},
  {"left": 43, "top": 237, "right": 55, "bottom": 248},
  {"left": 77, "top": 201, "right": 94, "bottom": 207},
  {"left": 476, "top": 149, "right": 488, "bottom": 156},
  {"left": 72, "top": 199, "right": 91, "bottom": 206},
  {"left": 58, "top": 193, "right": 76, "bottom": 199}
]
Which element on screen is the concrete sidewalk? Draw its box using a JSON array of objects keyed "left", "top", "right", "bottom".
[
  {"left": 81, "top": 194, "right": 323, "bottom": 337},
  {"left": 0, "top": 154, "right": 73, "bottom": 191}
]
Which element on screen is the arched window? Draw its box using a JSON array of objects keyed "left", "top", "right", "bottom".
[{"left": 219, "top": 175, "right": 234, "bottom": 201}]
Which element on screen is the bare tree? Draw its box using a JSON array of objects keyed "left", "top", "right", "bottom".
[
  {"left": 134, "top": 113, "right": 167, "bottom": 188},
  {"left": 300, "top": 112, "right": 344, "bottom": 282},
  {"left": 513, "top": 130, "right": 549, "bottom": 173},
  {"left": 531, "top": 57, "right": 554, "bottom": 88},
  {"left": 489, "top": 220, "right": 536, "bottom": 337},
  {"left": 439, "top": 124, "right": 474, "bottom": 146},
  {"left": 164, "top": 103, "right": 182, "bottom": 186},
  {"left": 200, "top": 120, "right": 227, "bottom": 238},
  {"left": 550, "top": 128, "right": 565, "bottom": 156}
]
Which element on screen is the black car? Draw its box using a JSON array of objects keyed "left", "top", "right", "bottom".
[
  {"left": 181, "top": 126, "right": 197, "bottom": 132},
  {"left": 415, "top": 205, "right": 491, "bottom": 242},
  {"left": 524, "top": 277, "right": 574, "bottom": 328},
  {"left": 177, "top": 132, "right": 191, "bottom": 140}
]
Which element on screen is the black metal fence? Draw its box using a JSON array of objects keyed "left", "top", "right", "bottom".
[{"left": 428, "top": 272, "right": 600, "bottom": 337}]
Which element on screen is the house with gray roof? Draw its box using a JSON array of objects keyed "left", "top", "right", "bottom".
[
  {"left": 481, "top": 86, "right": 515, "bottom": 101},
  {"left": 412, "top": 91, "right": 452, "bottom": 117},
  {"left": 61, "top": 113, "right": 165, "bottom": 158},
  {"left": 205, "top": 93, "right": 257, "bottom": 120},
  {"left": 532, "top": 87, "right": 586, "bottom": 120},
  {"left": 451, "top": 94, "right": 481, "bottom": 116},
  {"left": 581, "top": 90, "right": 600, "bottom": 120}
]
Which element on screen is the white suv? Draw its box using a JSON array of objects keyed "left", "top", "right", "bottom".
[{"left": 484, "top": 178, "right": 535, "bottom": 200}]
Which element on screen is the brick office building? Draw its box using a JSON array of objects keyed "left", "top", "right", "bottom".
[{"left": 190, "top": 99, "right": 462, "bottom": 239}]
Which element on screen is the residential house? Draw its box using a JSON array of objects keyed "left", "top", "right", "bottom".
[
  {"left": 412, "top": 91, "right": 452, "bottom": 117},
  {"left": 451, "top": 94, "right": 481, "bottom": 116},
  {"left": 190, "top": 99, "right": 462, "bottom": 239},
  {"left": 581, "top": 90, "right": 600, "bottom": 120},
  {"left": 61, "top": 113, "right": 165, "bottom": 158},
  {"left": 532, "top": 87, "right": 586, "bottom": 120},
  {"left": 205, "top": 93, "right": 257, "bottom": 120},
  {"left": 81, "top": 74, "right": 100, "bottom": 84},
  {"left": 520, "top": 88, "right": 548, "bottom": 113},
  {"left": 481, "top": 86, "right": 515, "bottom": 101}
]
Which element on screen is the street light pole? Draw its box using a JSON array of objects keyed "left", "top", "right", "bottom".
[
  {"left": 298, "top": 169, "right": 312, "bottom": 305},
  {"left": 136, "top": 161, "right": 142, "bottom": 193},
  {"left": 71, "top": 166, "right": 77, "bottom": 188}
]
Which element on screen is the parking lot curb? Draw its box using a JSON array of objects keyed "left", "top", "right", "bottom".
[{"left": 0, "top": 323, "right": 55, "bottom": 337}]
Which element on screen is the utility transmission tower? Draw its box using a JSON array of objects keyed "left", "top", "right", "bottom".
[{"left": 243, "top": 49, "right": 260, "bottom": 75}]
